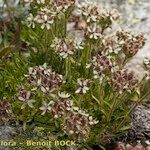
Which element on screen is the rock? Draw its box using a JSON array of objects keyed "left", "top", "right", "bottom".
[
  {"left": 125, "top": 39, "right": 150, "bottom": 81},
  {"left": 128, "top": 104, "right": 150, "bottom": 141},
  {"left": 0, "top": 126, "right": 18, "bottom": 150}
]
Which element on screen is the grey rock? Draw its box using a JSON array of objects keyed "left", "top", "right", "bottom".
[
  {"left": 0, "top": 126, "right": 17, "bottom": 150},
  {"left": 129, "top": 104, "right": 150, "bottom": 140}
]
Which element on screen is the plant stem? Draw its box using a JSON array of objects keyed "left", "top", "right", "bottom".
[
  {"left": 65, "top": 57, "right": 71, "bottom": 81},
  {"left": 109, "top": 93, "right": 120, "bottom": 117},
  {"left": 85, "top": 42, "right": 91, "bottom": 64},
  {"left": 81, "top": 40, "right": 91, "bottom": 75},
  {"left": 54, "top": 18, "right": 57, "bottom": 36},
  {"left": 102, "top": 93, "right": 120, "bottom": 131},
  {"left": 64, "top": 13, "right": 67, "bottom": 37},
  {"left": 45, "top": 29, "right": 48, "bottom": 61}
]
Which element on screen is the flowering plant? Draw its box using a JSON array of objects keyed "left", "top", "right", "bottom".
[{"left": 0, "top": 0, "right": 150, "bottom": 149}]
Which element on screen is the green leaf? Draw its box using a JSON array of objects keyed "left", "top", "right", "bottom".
[
  {"left": 0, "top": 46, "right": 15, "bottom": 58},
  {"left": 92, "top": 94, "right": 100, "bottom": 105},
  {"left": 119, "top": 125, "right": 131, "bottom": 132},
  {"left": 99, "top": 144, "right": 106, "bottom": 150},
  {"left": 103, "top": 100, "right": 111, "bottom": 110},
  {"left": 100, "top": 109, "right": 109, "bottom": 120},
  {"left": 23, "top": 122, "right": 27, "bottom": 131},
  {"left": 0, "top": 33, "right": 2, "bottom": 44}
]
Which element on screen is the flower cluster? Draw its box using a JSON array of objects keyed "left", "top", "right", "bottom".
[
  {"left": 26, "top": 5, "right": 56, "bottom": 30},
  {"left": 0, "top": 98, "right": 13, "bottom": 122},
  {"left": 26, "top": 63, "right": 64, "bottom": 93},
  {"left": 110, "top": 69, "right": 139, "bottom": 94},
  {"left": 75, "top": 78, "right": 90, "bottom": 94},
  {"left": 39, "top": 92, "right": 72, "bottom": 116},
  {"left": 39, "top": 92, "right": 99, "bottom": 140},
  {"left": 116, "top": 31, "right": 146, "bottom": 56},
  {"left": 63, "top": 110, "right": 98, "bottom": 141},
  {"left": 16, "top": 86, "right": 35, "bottom": 109},
  {"left": 23, "top": 0, "right": 46, "bottom": 7},
  {"left": 78, "top": 1, "right": 119, "bottom": 24},
  {"left": 34, "top": 6, "right": 56, "bottom": 30},
  {"left": 123, "top": 34, "right": 146, "bottom": 56},
  {"left": 101, "top": 35, "right": 123, "bottom": 55},
  {"left": 100, "top": 31, "right": 146, "bottom": 59},
  {"left": 25, "top": 0, "right": 75, "bottom": 29},
  {"left": 73, "top": 1, "right": 119, "bottom": 41},
  {"left": 77, "top": 1, "right": 119, "bottom": 31},
  {"left": 102, "top": 9, "right": 120, "bottom": 22},
  {"left": 54, "top": 0, "right": 75, "bottom": 12},
  {"left": 51, "top": 92, "right": 73, "bottom": 118},
  {"left": 51, "top": 37, "right": 83, "bottom": 58},
  {"left": 63, "top": 111, "right": 90, "bottom": 139},
  {"left": 77, "top": 1, "right": 101, "bottom": 23},
  {"left": 87, "top": 54, "right": 113, "bottom": 81}
]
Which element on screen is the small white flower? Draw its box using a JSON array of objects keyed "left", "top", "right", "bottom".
[
  {"left": 114, "top": 47, "right": 121, "bottom": 54},
  {"left": 87, "top": 24, "right": 102, "bottom": 39},
  {"left": 103, "top": 9, "right": 119, "bottom": 21},
  {"left": 35, "top": 14, "right": 54, "bottom": 30},
  {"left": 43, "top": 63, "right": 47, "bottom": 69},
  {"left": 37, "top": 78, "right": 42, "bottom": 86},
  {"left": 89, "top": 116, "right": 93, "bottom": 121},
  {"left": 26, "top": 13, "right": 35, "bottom": 28},
  {"left": 17, "top": 90, "right": 35, "bottom": 109},
  {"left": 74, "top": 40, "right": 84, "bottom": 50},
  {"left": 73, "top": 107, "right": 79, "bottom": 111},
  {"left": 28, "top": 67, "right": 33, "bottom": 75},
  {"left": 78, "top": 109, "right": 86, "bottom": 116},
  {"left": 51, "top": 37, "right": 75, "bottom": 58},
  {"left": 109, "top": 9, "right": 120, "bottom": 21},
  {"left": 39, "top": 101, "right": 54, "bottom": 115},
  {"left": 75, "top": 79, "right": 90, "bottom": 94},
  {"left": 37, "top": 0, "right": 45, "bottom": 4},
  {"left": 54, "top": 115, "right": 59, "bottom": 118},
  {"left": 86, "top": 63, "right": 92, "bottom": 68},
  {"left": 78, "top": 0, "right": 101, "bottom": 23},
  {"left": 58, "top": 92, "right": 70, "bottom": 99},
  {"left": 50, "top": 37, "right": 61, "bottom": 48},
  {"left": 89, "top": 116, "right": 99, "bottom": 125},
  {"left": 93, "top": 120, "right": 99, "bottom": 124},
  {"left": 89, "top": 120, "right": 99, "bottom": 125},
  {"left": 60, "top": 51, "right": 68, "bottom": 58}
]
